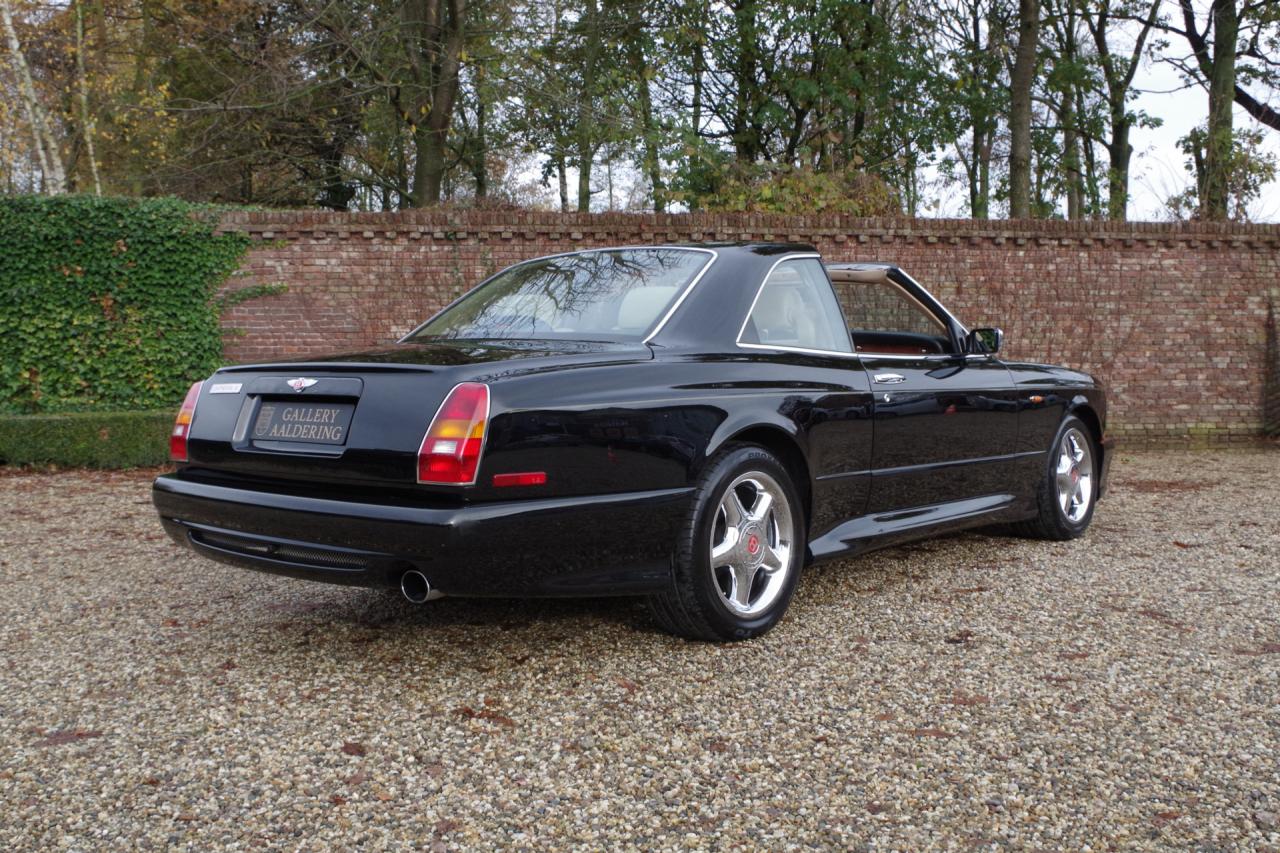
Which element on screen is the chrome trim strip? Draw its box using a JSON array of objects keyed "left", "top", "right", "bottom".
[
  {"left": 734, "top": 254, "right": 860, "bottom": 360},
  {"left": 737, "top": 342, "right": 864, "bottom": 360},
  {"left": 891, "top": 268, "right": 969, "bottom": 338},
  {"left": 641, "top": 248, "right": 720, "bottom": 343},
  {"left": 814, "top": 449, "right": 1046, "bottom": 482}
]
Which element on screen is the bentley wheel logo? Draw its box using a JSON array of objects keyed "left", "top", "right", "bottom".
[{"left": 287, "top": 377, "right": 318, "bottom": 393}]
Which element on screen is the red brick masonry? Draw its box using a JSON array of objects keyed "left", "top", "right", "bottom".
[{"left": 216, "top": 211, "right": 1280, "bottom": 443}]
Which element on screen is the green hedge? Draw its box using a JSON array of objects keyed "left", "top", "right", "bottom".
[
  {"left": 0, "top": 411, "right": 174, "bottom": 468},
  {"left": 0, "top": 196, "right": 249, "bottom": 415}
]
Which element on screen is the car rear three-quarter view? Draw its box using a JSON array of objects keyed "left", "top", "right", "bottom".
[{"left": 154, "top": 243, "right": 1112, "bottom": 642}]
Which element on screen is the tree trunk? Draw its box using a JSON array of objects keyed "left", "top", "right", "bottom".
[
  {"left": 626, "top": 37, "right": 664, "bottom": 212},
  {"left": 1201, "top": 0, "right": 1237, "bottom": 220},
  {"left": 403, "top": 0, "right": 465, "bottom": 207},
  {"left": 1105, "top": 116, "right": 1131, "bottom": 220},
  {"left": 473, "top": 90, "right": 488, "bottom": 199},
  {"left": 1, "top": 0, "right": 66, "bottom": 193},
  {"left": 1008, "top": 0, "right": 1039, "bottom": 218},
  {"left": 556, "top": 154, "right": 569, "bottom": 212},
  {"left": 573, "top": 0, "right": 602, "bottom": 211},
  {"left": 74, "top": 0, "right": 101, "bottom": 195}
]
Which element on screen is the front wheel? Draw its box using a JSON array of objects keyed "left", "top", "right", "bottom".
[
  {"left": 646, "top": 444, "right": 805, "bottom": 642},
  {"left": 1014, "top": 414, "right": 1099, "bottom": 540}
]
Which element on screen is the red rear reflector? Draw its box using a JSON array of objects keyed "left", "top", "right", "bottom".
[
  {"left": 492, "top": 472, "right": 547, "bottom": 488},
  {"left": 169, "top": 381, "right": 203, "bottom": 462},
  {"left": 417, "top": 383, "right": 490, "bottom": 485}
]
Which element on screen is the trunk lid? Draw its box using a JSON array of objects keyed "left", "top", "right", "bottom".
[{"left": 183, "top": 339, "right": 649, "bottom": 491}]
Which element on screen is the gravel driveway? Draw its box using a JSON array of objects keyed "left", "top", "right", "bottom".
[{"left": 1, "top": 449, "right": 1277, "bottom": 850}]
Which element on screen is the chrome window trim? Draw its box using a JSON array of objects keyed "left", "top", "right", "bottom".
[
  {"left": 399, "top": 245, "right": 718, "bottom": 344},
  {"left": 641, "top": 247, "right": 719, "bottom": 343},
  {"left": 890, "top": 268, "right": 969, "bottom": 339},
  {"left": 737, "top": 341, "right": 864, "bottom": 360},
  {"left": 734, "top": 253, "right": 858, "bottom": 359}
]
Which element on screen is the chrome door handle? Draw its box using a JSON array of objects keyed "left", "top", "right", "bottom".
[{"left": 873, "top": 373, "right": 906, "bottom": 384}]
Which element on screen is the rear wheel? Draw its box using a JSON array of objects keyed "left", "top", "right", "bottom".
[
  {"left": 1014, "top": 414, "right": 1098, "bottom": 540},
  {"left": 647, "top": 444, "right": 805, "bottom": 642}
]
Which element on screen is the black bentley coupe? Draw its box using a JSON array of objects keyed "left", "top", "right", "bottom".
[{"left": 154, "top": 243, "right": 1112, "bottom": 641}]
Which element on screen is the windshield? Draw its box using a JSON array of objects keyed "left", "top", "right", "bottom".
[{"left": 404, "top": 248, "right": 713, "bottom": 343}]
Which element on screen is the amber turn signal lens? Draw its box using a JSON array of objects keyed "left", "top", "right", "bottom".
[
  {"left": 417, "top": 383, "right": 490, "bottom": 485},
  {"left": 169, "top": 381, "right": 203, "bottom": 462}
]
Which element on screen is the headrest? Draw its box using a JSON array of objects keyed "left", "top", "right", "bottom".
[{"left": 616, "top": 286, "right": 677, "bottom": 332}]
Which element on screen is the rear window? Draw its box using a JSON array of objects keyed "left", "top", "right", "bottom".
[{"left": 405, "top": 248, "right": 712, "bottom": 343}]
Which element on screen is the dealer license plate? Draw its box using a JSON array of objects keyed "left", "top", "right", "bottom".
[{"left": 252, "top": 401, "right": 354, "bottom": 445}]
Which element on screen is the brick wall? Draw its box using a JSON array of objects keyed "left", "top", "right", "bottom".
[{"left": 216, "top": 211, "right": 1280, "bottom": 443}]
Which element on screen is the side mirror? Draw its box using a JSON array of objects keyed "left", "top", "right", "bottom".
[{"left": 966, "top": 327, "right": 1003, "bottom": 355}]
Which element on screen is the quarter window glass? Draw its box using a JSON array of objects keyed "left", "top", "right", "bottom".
[{"left": 741, "top": 259, "right": 852, "bottom": 353}]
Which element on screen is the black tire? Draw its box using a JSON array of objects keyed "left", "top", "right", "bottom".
[
  {"left": 1013, "top": 414, "right": 1099, "bottom": 540},
  {"left": 646, "top": 443, "right": 806, "bottom": 642}
]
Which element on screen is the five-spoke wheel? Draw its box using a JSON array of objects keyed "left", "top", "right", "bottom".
[
  {"left": 709, "top": 472, "right": 794, "bottom": 617},
  {"left": 647, "top": 444, "right": 805, "bottom": 642},
  {"left": 1055, "top": 426, "right": 1095, "bottom": 524}
]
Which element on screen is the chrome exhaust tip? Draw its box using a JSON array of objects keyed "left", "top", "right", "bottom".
[{"left": 400, "top": 570, "right": 431, "bottom": 604}]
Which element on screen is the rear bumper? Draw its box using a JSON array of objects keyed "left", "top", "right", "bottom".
[{"left": 152, "top": 474, "right": 691, "bottom": 597}]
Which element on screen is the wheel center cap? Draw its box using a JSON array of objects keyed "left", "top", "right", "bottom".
[
  {"left": 746, "top": 533, "right": 760, "bottom": 555},
  {"left": 1071, "top": 467, "right": 1080, "bottom": 484}
]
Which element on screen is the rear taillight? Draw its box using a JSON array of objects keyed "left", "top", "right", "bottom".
[
  {"left": 169, "top": 381, "right": 203, "bottom": 462},
  {"left": 417, "top": 383, "right": 490, "bottom": 485}
]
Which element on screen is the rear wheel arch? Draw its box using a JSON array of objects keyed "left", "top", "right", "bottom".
[{"left": 708, "top": 425, "right": 812, "bottom": 531}]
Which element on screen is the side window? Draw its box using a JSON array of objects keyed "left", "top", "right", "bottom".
[
  {"left": 837, "top": 278, "right": 952, "bottom": 356},
  {"left": 741, "top": 259, "right": 852, "bottom": 353}
]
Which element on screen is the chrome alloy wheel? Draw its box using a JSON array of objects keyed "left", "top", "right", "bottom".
[
  {"left": 1055, "top": 427, "right": 1095, "bottom": 524},
  {"left": 709, "top": 472, "right": 794, "bottom": 616}
]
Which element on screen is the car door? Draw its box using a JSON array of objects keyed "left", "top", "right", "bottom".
[
  {"left": 829, "top": 266, "right": 1019, "bottom": 513},
  {"left": 738, "top": 256, "right": 876, "bottom": 535}
]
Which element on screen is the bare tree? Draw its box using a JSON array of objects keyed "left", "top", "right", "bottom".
[{"left": 1008, "top": 0, "right": 1039, "bottom": 217}]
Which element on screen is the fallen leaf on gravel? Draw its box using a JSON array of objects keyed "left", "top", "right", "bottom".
[
  {"left": 434, "top": 819, "right": 461, "bottom": 836},
  {"left": 1058, "top": 651, "right": 1090, "bottom": 660},
  {"left": 329, "top": 794, "right": 346, "bottom": 806},
  {"left": 1136, "top": 609, "right": 1191, "bottom": 631},
  {"left": 904, "top": 727, "right": 954, "bottom": 739},
  {"left": 35, "top": 729, "right": 102, "bottom": 747},
  {"left": 141, "top": 777, "right": 160, "bottom": 786},
  {"left": 1172, "top": 541, "right": 1202, "bottom": 549},
  {"left": 949, "top": 691, "right": 990, "bottom": 706},
  {"left": 945, "top": 629, "right": 975, "bottom": 644},
  {"left": 1153, "top": 810, "right": 1183, "bottom": 824},
  {"left": 373, "top": 789, "right": 393, "bottom": 801},
  {"left": 341, "top": 742, "right": 367, "bottom": 757},
  {"left": 346, "top": 771, "right": 369, "bottom": 786},
  {"left": 454, "top": 706, "right": 516, "bottom": 728},
  {"left": 873, "top": 712, "right": 895, "bottom": 721},
  {"left": 1233, "top": 643, "right": 1280, "bottom": 655},
  {"left": 615, "top": 676, "right": 640, "bottom": 694},
  {"left": 176, "top": 813, "right": 196, "bottom": 822},
  {"left": 866, "top": 802, "right": 887, "bottom": 814}
]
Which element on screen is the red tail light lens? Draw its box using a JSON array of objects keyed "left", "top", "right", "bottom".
[
  {"left": 417, "top": 383, "right": 490, "bottom": 485},
  {"left": 169, "top": 381, "right": 203, "bottom": 462}
]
